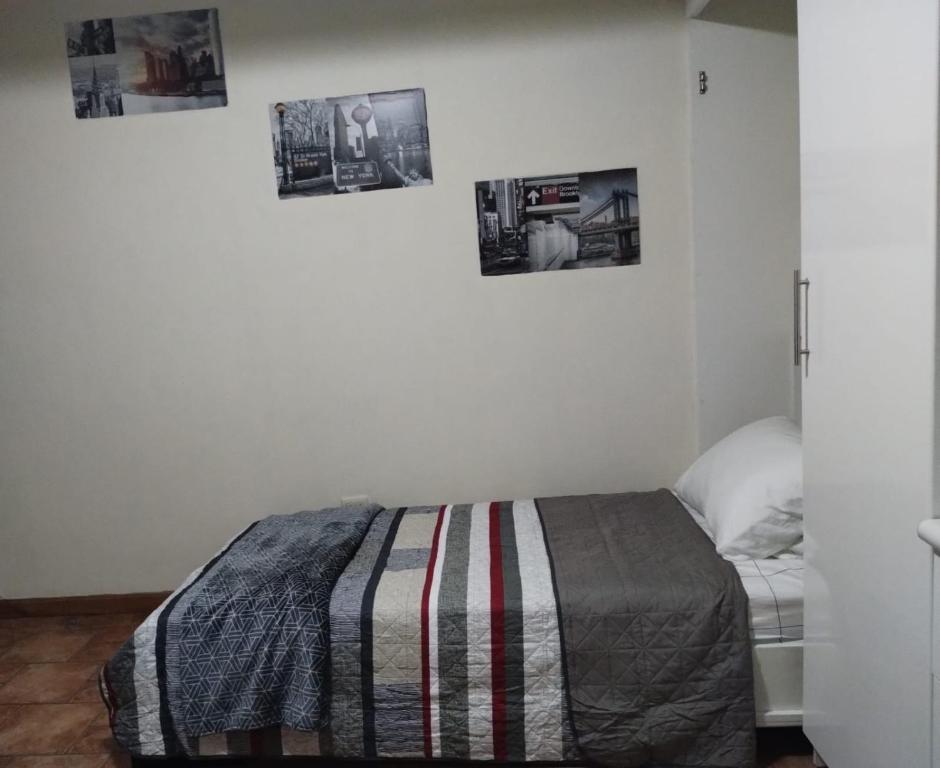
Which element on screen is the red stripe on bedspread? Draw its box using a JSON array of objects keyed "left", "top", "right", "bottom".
[
  {"left": 489, "top": 501, "right": 507, "bottom": 761},
  {"left": 420, "top": 505, "right": 447, "bottom": 758}
]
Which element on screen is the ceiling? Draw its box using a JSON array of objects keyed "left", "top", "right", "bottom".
[{"left": 689, "top": 0, "right": 797, "bottom": 35}]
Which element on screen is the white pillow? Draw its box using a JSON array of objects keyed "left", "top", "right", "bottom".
[{"left": 674, "top": 416, "right": 803, "bottom": 558}]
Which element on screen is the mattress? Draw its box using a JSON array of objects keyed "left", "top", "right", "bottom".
[{"left": 677, "top": 496, "right": 804, "bottom": 643}]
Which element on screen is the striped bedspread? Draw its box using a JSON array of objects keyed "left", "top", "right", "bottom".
[
  {"left": 103, "top": 492, "right": 753, "bottom": 766},
  {"left": 103, "top": 501, "right": 574, "bottom": 761},
  {"left": 328, "top": 502, "right": 574, "bottom": 761}
]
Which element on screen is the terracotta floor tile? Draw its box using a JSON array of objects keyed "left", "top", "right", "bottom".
[
  {"left": 0, "top": 620, "right": 70, "bottom": 639},
  {"left": 0, "top": 627, "right": 13, "bottom": 652},
  {"left": 0, "top": 614, "right": 147, "bottom": 640},
  {"left": 0, "top": 668, "right": 21, "bottom": 689},
  {"left": 98, "top": 754, "right": 131, "bottom": 768},
  {"left": 68, "top": 635, "right": 125, "bottom": 664},
  {"left": 67, "top": 622, "right": 137, "bottom": 666},
  {"left": 81, "top": 624, "right": 138, "bottom": 644},
  {"left": 0, "top": 663, "right": 99, "bottom": 705},
  {"left": 69, "top": 672, "right": 103, "bottom": 704},
  {"left": 0, "top": 703, "right": 99, "bottom": 755},
  {"left": 61, "top": 615, "right": 147, "bottom": 633},
  {"left": 1, "top": 633, "right": 95, "bottom": 664},
  {"left": 4, "top": 757, "right": 111, "bottom": 767},
  {"left": 88, "top": 707, "right": 110, "bottom": 728},
  {"left": 68, "top": 724, "right": 119, "bottom": 755}
]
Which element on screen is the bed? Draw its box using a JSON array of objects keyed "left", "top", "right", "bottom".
[
  {"left": 103, "top": 418, "right": 805, "bottom": 767},
  {"left": 682, "top": 498, "right": 804, "bottom": 728}
]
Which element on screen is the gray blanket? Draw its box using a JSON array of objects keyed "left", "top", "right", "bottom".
[
  {"left": 104, "top": 504, "right": 381, "bottom": 755},
  {"left": 539, "top": 490, "right": 756, "bottom": 767}
]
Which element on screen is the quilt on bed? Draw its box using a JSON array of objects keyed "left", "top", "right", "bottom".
[
  {"left": 102, "top": 504, "right": 383, "bottom": 756},
  {"left": 103, "top": 491, "right": 754, "bottom": 767}
]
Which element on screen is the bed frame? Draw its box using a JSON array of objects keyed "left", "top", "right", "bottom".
[{"left": 753, "top": 639, "right": 803, "bottom": 727}]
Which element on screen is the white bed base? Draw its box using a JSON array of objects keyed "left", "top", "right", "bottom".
[{"left": 753, "top": 639, "right": 803, "bottom": 727}]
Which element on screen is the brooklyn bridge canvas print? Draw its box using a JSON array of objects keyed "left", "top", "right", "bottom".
[
  {"left": 65, "top": 9, "right": 227, "bottom": 119},
  {"left": 269, "top": 88, "right": 433, "bottom": 199},
  {"left": 475, "top": 168, "right": 640, "bottom": 276}
]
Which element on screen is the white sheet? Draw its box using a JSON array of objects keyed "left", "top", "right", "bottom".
[{"left": 676, "top": 494, "right": 804, "bottom": 643}]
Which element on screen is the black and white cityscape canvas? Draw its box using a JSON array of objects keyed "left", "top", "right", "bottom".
[
  {"left": 475, "top": 168, "right": 640, "bottom": 276},
  {"left": 270, "top": 88, "right": 432, "bottom": 199},
  {"left": 65, "top": 9, "right": 227, "bottom": 119}
]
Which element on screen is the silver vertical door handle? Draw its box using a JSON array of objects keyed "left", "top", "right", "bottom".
[
  {"left": 917, "top": 519, "right": 940, "bottom": 553},
  {"left": 793, "top": 270, "right": 810, "bottom": 374}
]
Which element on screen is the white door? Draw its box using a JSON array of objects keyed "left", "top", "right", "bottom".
[{"left": 798, "top": 2, "right": 938, "bottom": 766}]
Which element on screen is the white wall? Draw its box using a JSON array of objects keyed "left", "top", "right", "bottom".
[
  {"left": 0, "top": 0, "right": 697, "bottom": 598},
  {"left": 689, "top": 20, "right": 801, "bottom": 450}
]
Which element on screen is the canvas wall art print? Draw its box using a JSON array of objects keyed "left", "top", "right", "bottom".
[
  {"left": 270, "top": 88, "right": 433, "bottom": 199},
  {"left": 475, "top": 168, "right": 640, "bottom": 276},
  {"left": 65, "top": 9, "right": 227, "bottom": 119}
]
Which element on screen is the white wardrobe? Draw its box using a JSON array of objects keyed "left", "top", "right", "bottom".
[{"left": 798, "top": 1, "right": 939, "bottom": 766}]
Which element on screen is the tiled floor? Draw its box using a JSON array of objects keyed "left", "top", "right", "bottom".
[
  {"left": 0, "top": 612, "right": 815, "bottom": 767},
  {"left": 0, "top": 613, "right": 141, "bottom": 768}
]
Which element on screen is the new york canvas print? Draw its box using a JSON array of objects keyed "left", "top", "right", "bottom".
[
  {"left": 474, "top": 168, "right": 640, "bottom": 275},
  {"left": 269, "top": 88, "right": 433, "bottom": 198},
  {"left": 65, "top": 9, "right": 227, "bottom": 119}
]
